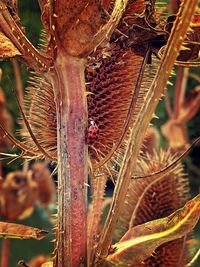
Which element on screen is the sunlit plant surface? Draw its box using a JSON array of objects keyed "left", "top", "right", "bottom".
[{"left": 0, "top": 0, "right": 199, "bottom": 267}]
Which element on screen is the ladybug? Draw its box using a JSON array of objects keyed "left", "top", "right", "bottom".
[{"left": 86, "top": 119, "right": 99, "bottom": 145}]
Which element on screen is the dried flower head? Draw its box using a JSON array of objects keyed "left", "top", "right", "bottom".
[
  {"left": 0, "top": 171, "right": 38, "bottom": 220},
  {"left": 115, "top": 149, "right": 190, "bottom": 266}
]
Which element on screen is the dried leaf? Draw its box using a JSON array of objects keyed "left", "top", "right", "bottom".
[
  {"left": 0, "top": 31, "right": 21, "bottom": 58},
  {"left": 28, "top": 255, "right": 50, "bottom": 267},
  {"left": 0, "top": 221, "right": 47, "bottom": 240},
  {"left": 107, "top": 194, "right": 200, "bottom": 266}
]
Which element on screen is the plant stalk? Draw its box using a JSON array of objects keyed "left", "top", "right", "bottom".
[
  {"left": 95, "top": 0, "right": 198, "bottom": 265},
  {"left": 53, "top": 56, "right": 88, "bottom": 267},
  {"left": 1, "top": 238, "right": 10, "bottom": 267},
  {"left": 0, "top": 160, "right": 10, "bottom": 267}
]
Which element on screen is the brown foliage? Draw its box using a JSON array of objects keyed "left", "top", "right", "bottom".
[
  {"left": 28, "top": 255, "right": 49, "bottom": 267},
  {"left": 0, "top": 171, "right": 38, "bottom": 220}
]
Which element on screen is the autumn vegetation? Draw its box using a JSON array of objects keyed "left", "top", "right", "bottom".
[{"left": 0, "top": 0, "right": 199, "bottom": 267}]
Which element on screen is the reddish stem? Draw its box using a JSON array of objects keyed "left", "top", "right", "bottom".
[
  {"left": 1, "top": 239, "right": 10, "bottom": 267},
  {"left": 11, "top": 59, "right": 24, "bottom": 109},
  {"left": 174, "top": 67, "right": 188, "bottom": 118},
  {"left": 52, "top": 55, "right": 88, "bottom": 267},
  {"left": 164, "top": 88, "right": 173, "bottom": 118},
  {"left": 88, "top": 174, "right": 106, "bottom": 266}
]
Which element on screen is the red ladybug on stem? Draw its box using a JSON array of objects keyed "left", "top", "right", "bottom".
[{"left": 86, "top": 119, "right": 99, "bottom": 145}]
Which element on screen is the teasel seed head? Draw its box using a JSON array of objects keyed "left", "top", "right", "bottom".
[{"left": 114, "top": 149, "right": 190, "bottom": 266}]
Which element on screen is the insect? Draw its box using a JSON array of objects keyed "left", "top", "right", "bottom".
[{"left": 86, "top": 119, "right": 99, "bottom": 145}]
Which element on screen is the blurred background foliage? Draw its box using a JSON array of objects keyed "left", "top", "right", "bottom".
[{"left": 0, "top": 0, "right": 199, "bottom": 266}]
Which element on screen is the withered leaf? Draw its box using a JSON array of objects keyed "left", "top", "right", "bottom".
[
  {"left": 0, "top": 221, "right": 47, "bottom": 240},
  {"left": 28, "top": 255, "right": 49, "bottom": 267},
  {"left": 0, "top": 31, "right": 21, "bottom": 58},
  {"left": 106, "top": 194, "right": 200, "bottom": 266}
]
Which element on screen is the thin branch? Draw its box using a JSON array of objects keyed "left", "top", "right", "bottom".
[
  {"left": 132, "top": 136, "right": 200, "bottom": 180},
  {"left": 173, "top": 66, "right": 189, "bottom": 118},
  {"left": 0, "top": 123, "right": 42, "bottom": 157},
  {"left": 0, "top": 0, "right": 52, "bottom": 71},
  {"left": 11, "top": 59, "right": 24, "bottom": 108},
  {"left": 12, "top": 86, "right": 55, "bottom": 160},
  {"left": 174, "top": 67, "right": 184, "bottom": 117},
  {"left": 164, "top": 87, "right": 173, "bottom": 118}
]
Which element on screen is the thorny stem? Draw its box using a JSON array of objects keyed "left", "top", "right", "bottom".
[
  {"left": 94, "top": 0, "right": 198, "bottom": 265},
  {"left": 0, "top": 0, "right": 52, "bottom": 72},
  {"left": 52, "top": 56, "right": 88, "bottom": 267}
]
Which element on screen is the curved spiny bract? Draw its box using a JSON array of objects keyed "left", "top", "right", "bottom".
[
  {"left": 115, "top": 149, "right": 190, "bottom": 266},
  {"left": 21, "top": 72, "right": 57, "bottom": 160}
]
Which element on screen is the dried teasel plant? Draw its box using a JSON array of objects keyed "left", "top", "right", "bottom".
[
  {"left": 114, "top": 149, "right": 191, "bottom": 266},
  {"left": 0, "top": 0, "right": 199, "bottom": 267}
]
